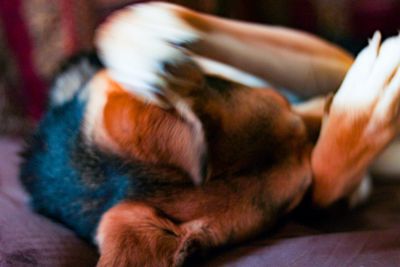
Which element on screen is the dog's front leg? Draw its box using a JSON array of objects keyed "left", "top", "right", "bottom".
[
  {"left": 96, "top": 2, "right": 353, "bottom": 98},
  {"left": 176, "top": 4, "right": 354, "bottom": 97},
  {"left": 95, "top": 200, "right": 263, "bottom": 267},
  {"left": 293, "top": 95, "right": 373, "bottom": 207},
  {"left": 96, "top": 201, "right": 195, "bottom": 267},
  {"left": 311, "top": 32, "right": 400, "bottom": 207}
]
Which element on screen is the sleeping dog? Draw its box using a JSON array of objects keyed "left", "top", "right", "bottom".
[{"left": 20, "top": 2, "right": 400, "bottom": 266}]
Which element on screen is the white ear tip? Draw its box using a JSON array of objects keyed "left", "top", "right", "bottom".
[{"left": 369, "top": 31, "right": 382, "bottom": 46}]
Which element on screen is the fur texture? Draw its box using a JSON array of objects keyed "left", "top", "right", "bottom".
[{"left": 19, "top": 3, "right": 400, "bottom": 267}]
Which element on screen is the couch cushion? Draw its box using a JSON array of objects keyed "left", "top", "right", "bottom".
[{"left": 0, "top": 138, "right": 97, "bottom": 267}]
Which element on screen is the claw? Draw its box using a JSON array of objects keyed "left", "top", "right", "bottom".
[
  {"left": 368, "top": 33, "right": 400, "bottom": 91},
  {"left": 334, "top": 31, "right": 381, "bottom": 108},
  {"left": 375, "top": 65, "right": 400, "bottom": 122},
  {"left": 371, "top": 34, "right": 400, "bottom": 123}
]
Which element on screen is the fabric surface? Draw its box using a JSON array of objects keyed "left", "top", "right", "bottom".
[
  {"left": 0, "top": 138, "right": 98, "bottom": 267},
  {"left": 194, "top": 183, "right": 400, "bottom": 267},
  {"left": 199, "top": 228, "right": 400, "bottom": 267},
  {"left": 0, "top": 138, "right": 399, "bottom": 267}
]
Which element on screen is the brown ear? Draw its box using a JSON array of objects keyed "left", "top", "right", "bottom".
[{"left": 100, "top": 77, "right": 208, "bottom": 185}]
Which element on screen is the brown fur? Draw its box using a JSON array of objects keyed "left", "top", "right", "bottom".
[
  {"left": 97, "top": 158, "right": 312, "bottom": 267},
  {"left": 97, "top": 202, "right": 190, "bottom": 267},
  {"left": 90, "top": 3, "right": 396, "bottom": 266},
  {"left": 95, "top": 68, "right": 314, "bottom": 266},
  {"left": 312, "top": 106, "right": 397, "bottom": 206},
  {"left": 92, "top": 4, "right": 349, "bottom": 264},
  {"left": 103, "top": 79, "right": 207, "bottom": 184}
]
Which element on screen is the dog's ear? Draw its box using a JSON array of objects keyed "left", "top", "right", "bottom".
[{"left": 83, "top": 72, "right": 208, "bottom": 185}]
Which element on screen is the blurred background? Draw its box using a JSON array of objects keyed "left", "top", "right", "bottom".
[{"left": 0, "top": 0, "right": 399, "bottom": 136}]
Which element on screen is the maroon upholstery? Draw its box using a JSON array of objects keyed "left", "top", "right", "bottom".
[
  {"left": 0, "top": 138, "right": 98, "bottom": 267},
  {"left": 0, "top": 137, "right": 399, "bottom": 267},
  {"left": 200, "top": 228, "right": 400, "bottom": 267}
]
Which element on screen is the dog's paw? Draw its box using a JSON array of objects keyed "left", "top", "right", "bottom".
[
  {"left": 95, "top": 2, "right": 203, "bottom": 107},
  {"left": 330, "top": 32, "right": 400, "bottom": 148},
  {"left": 312, "top": 32, "right": 400, "bottom": 206},
  {"left": 333, "top": 32, "right": 400, "bottom": 124}
]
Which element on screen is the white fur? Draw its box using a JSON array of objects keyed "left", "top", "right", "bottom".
[
  {"left": 334, "top": 32, "right": 400, "bottom": 109},
  {"left": 374, "top": 64, "right": 400, "bottom": 120},
  {"left": 95, "top": 3, "right": 199, "bottom": 105},
  {"left": 83, "top": 72, "right": 120, "bottom": 154},
  {"left": 50, "top": 58, "right": 98, "bottom": 106},
  {"left": 193, "top": 56, "right": 269, "bottom": 87},
  {"left": 95, "top": 4, "right": 209, "bottom": 184},
  {"left": 335, "top": 32, "right": 380, "bottom": 104},
  {"left": 96, "top": 230, "right": 105, "bottom": 248}
]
